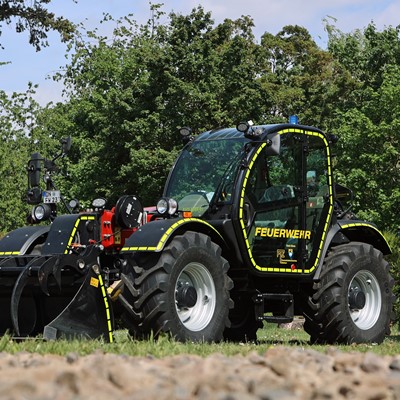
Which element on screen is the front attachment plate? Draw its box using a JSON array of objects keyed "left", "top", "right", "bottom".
[{"left": 43, "top": 266, "right": 114, "bottom": 342}]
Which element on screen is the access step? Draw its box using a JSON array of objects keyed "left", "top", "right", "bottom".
[{"left": 253, "top": 292, "right": 294, "bottom": 323}]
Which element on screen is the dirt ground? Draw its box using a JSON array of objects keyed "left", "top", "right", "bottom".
[{"left": 1, "top": 346, "right": 400, "bottom": 400}]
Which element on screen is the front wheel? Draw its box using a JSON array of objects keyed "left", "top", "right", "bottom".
[
  {"left": 304, "top": 242, "right": 395, "bottom": 344},
  {"left": 129, "top": 231, "right": 233, "bottom": 342}
]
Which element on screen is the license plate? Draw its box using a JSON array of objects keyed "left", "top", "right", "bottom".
[
  {"left": 114, "top": 231, "right": 121, "bottom": 244},
  {"left": 43, "top": 190, "right": 61, "bottom": 204}
]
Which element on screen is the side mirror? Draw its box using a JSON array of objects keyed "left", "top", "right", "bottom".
[
  {"left": 61, "top": 137, "right": 72, "bottom": 155},
  {"left": 27, "top": 152, "right": 42, "bottom": 188},
  {"left": 265, "top": 132, "right": 280, "bottom": 156},
  {"left": 27, "top": 152, "right": 43, "bottom": 204},
  {"left": 335, "top": 183, "right": 353, "bottom": 202},
  {"left": 50, "top": 136, "right": 72, "bottom": 165}
]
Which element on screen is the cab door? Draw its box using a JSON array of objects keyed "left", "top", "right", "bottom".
[{"left": 238, "top": 129, "right": 333, "bottom": 274}]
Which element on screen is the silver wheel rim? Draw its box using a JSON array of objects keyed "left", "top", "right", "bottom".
[
  {"left": 348, "top": 269, "right": 381, "bottom": 330},
  {"left": 175, "top": 262, "right": 216, "bottom": 331}
]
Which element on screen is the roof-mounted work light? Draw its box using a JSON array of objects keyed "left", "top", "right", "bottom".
[
  {"left": 237, "top": 120, "right": 262, "bottom": 140},
  {"left": 236, "top": 120, "right": 253, "bottom": 133}
]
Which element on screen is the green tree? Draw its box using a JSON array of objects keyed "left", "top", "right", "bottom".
[
  {"left": 46, "top": 6, "right": 268, "bottom": 205},
  {"left": 327, "top": 23, "right": 400, "bottom": 230},
  {"left": 4, "top": 2, "right": 400, "bottom": 237},
  {"left": 0, "top": 86, "right": 43, "bottom": 233},
  {"left": 258, "top": 25, "right": 355, "bottom": 130},
  {"left": 0, "top": 0, "right": 77, "bottom": 233},
  {"left": 0, "top": 0, "right": 75, "bottom": 51},
  {"left": 26, "top": 5, "right": 399, "bottom": 233}
]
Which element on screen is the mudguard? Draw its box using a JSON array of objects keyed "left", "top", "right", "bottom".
[
  {"left": 0, "top": 226, "right": 49, "bottom": 256},
  {"left": 314, "top": 219, "right": 391, "bottom": 280},
  {"left": 337, "top": 221, "right": 391, "bottom": 254},
  {"left": 120, "top": 217, "right": 224, "bottom": 253},
  {"left": 41, "top": 214, "right": 97, "bottom": 255}
]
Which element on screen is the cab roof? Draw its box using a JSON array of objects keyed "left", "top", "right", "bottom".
[{"left": 195, "top": 123, "right": 325, "bottom": 142}]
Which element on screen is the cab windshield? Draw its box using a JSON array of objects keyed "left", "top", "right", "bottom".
[{"left": 165, "top": 136, "right": 247, "bottom": 217}]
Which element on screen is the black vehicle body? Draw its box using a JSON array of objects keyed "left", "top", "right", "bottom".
[
  {"left": 0, "top": 123, "right": 394, "bottom": 344},
  {"left": 117, "top": 123, "right": 393, "bottom": 344}
]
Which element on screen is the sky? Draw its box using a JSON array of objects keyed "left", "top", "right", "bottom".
[{"left": 1, "top": 0, "right": 400, "bottom": 105}]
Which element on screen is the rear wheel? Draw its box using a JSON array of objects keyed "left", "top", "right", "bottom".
[
  {"left": 126, "top": 231, "right": 233, "bottom": 342},
  {"left": 304, "top": 242, "right": 395, "bottom": 344}
]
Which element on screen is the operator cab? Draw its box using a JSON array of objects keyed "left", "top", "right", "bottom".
[
  {"left": 160, "top": 122, "right": 334, "bottom": 275},
  {"left": 241, "top": 130, "right": 333, "bottom": 273}
]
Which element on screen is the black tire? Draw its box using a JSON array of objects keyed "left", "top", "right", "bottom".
[
  {"left": 126, "top": 231, "right": 233, "bottom": 342},
  {"left": 304, "top": 242, "right": 395, "bottom": 344},
  {"left": 223, "top": 294, "right": 262, "bottom": 342}
]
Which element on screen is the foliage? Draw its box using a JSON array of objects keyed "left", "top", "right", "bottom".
[
  {"left": 0, "top": 85, "right": 66, "bottom": 234},
  {"left": 0, "top": 0, "right": 75, "bottom": 50},
  {"left": 384, "top": 231, "right": 400, "bottom": 318},
  {"left": 327, "top": 23, "right": 400, "bottom": 229},
  {"left": 40, "top": 5, "right": 325, "bottom": 206},
  {"left": 258, "top": 25, "right": 352, "bottom": 129},
  {"left": 0, "top": 87, "right": 36, "bottom": 233},
  {"left": 0, "top": 4, "right": 400, "bottom": 233}
]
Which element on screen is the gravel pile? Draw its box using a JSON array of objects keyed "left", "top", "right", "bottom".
[{"left": 1, "top": 346, "right": 400, "bottom": 399}]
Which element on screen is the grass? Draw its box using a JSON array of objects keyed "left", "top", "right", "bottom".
[{"left": 1, "top": 322, "right": 400, "bottom": 358}]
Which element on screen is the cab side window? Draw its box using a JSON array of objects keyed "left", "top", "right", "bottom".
[{"left": 246, "top": 136, "right": 301, "bottom": 208}]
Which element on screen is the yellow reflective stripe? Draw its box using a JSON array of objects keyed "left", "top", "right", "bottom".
[
  {"left": 156, "top": 218, "right": 220, "bottom": 251},
  {"left": 305, "top": 131, "right": 333, "bottom": 273},
  {"left": 240, "top": 143, "right": 266, "bottom": 269},
  {"left": 0, "top": 251, "right": 20, "bottom": 256},
  {"left": 97, "top": 272, "right": 114, "bottom": 343},
  {"left": 64, "top": 215, "right": 95, "bottom": 254},
  {"left": 121, "top": 246, "right": 157, "bottom": 251},
  {"left": 341, "top": 222, "right": 375, "bottom": 229},
  {"left": 341, "top": 222, "right": 385, "bottom": 236},
  {"left": 156, "top": 218, "right": 188, "bottom": 250},
  {"left": 240, "top": 129, "right": 334, "bottom": 273}
]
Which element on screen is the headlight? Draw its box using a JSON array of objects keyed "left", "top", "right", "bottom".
[
  {"left": 68, "top": 198, "right": 80, "bottom": 212},
  {"left": 32, "top": 204, "right": 52, "bottom": 222},
  {"left": 156, "top": 197, "right": 178, "bottom": 215},
  {"left": 92, "top": 197, "right": 106, "bottom": 209}
]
